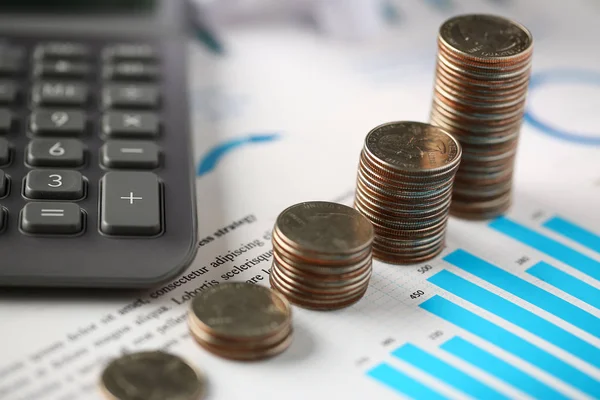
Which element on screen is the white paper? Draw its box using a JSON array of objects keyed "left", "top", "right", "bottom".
[{"left": 2, "top": 1, "right": 600, "bottom": 399}]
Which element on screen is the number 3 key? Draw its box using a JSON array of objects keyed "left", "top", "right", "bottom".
[{"left": 24, "top": 170, "right": 85, "bottom": 200}]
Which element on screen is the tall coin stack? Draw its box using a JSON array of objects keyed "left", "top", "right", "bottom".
[
  {"left": 429, "top": 14, "right": 533, "bottom": 219},
  {"left": 188, "top": 282, "right": 293, "bottom": 361},
  {"left": 270, "top": 201, "right": 374, "bottom": 310},
  {"left": 354, "top": 121, "right": 461, "bottom": 264}
]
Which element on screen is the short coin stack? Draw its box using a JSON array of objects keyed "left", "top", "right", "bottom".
[
  {"left": 354, "top": 121, "right": 461, "bottom": 264},
  {"left": 270, "top": 201, "right": 374, "bottom": 310},
  {"left": 188, "top": 282, "right": 293, "bottom": 361},
  {"left": 100, "top": 351, "right": 206, "bottom": 400},
  {"left": 429, "top": 14, "right": 533, "bottom": 219}
]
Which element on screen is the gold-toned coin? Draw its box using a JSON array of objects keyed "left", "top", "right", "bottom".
[{"left": 100, "top": 351, "right": 205, "bottom": 400}]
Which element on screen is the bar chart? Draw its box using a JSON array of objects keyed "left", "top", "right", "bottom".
[{"left": 366, "top": 215, "right": 600, "bottom": 399}]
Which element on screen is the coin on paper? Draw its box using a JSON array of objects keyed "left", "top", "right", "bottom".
[
  {"left": 100, "top": 350, "right": 206, "bottom": 400},
  {"left": 188, "top": 282, "right": 293, "bottom": 360}
]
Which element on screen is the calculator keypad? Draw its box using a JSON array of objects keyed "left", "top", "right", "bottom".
[
  {"left": 31, "top": 81, "right": 89, "bottom": 106},
  {"left": 21, "top": 202, "right": 83, "bottom": 234},
  {"left": 100, "top": 140, "right": 160, "bottom": 169},
  {"left": 30, "top": 109, "right": 86, "bottom": 136},
  {"left": 0, "top": 39, "right": 164, "bottom": 236},
  {"left": 0, "top": 138, "right": 10, "bottom": 165},
  {"left": 24, "top": 170, "right": 84, "bottom": 200},
  {"left": 100, "top": 171, "right": 161, "bottom": 236},
  {"left": 102, "top": 83, "right": 160, "bottom": 109},
  {"left": 0, "top": 109, "right": 13, "bottom": 133},
  {"left": 0, "top": 81, "right": 18, "bottom": 104},
  {"left": 26, "top": 138, "right": 85, "bottom": 167},
  {"left": 102, "top": 111, "right": 159, "bottom": 138},
  {"left": 0, "top": 170, "right": 7, "bottom": 197}
]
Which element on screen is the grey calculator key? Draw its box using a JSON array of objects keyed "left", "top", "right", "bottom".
[
  {"left": 21, "top": 202, "right": 83, "bottom": 234},
  {"left": 102, "top": 43, "right": 157, "bottom": 61},
  {"left": 102, "top": 111, "right": 159, "bottom": 138},
  {"left": 30, "top": 109, "right": 86, "bottom": 136},
  {"left": 24, "top": 169, "right": 84, "bottom": 200},
  {"left": 0, "top": 206, "right": 5, "bottom": 230},
  {"left": 0, "top": 81, "right": 18, "bottom": 104},
  {"left": 0, "top": 55, "right": 22, "bottom": 75},
  {"left": 102, "top": 83, "right": 160, "bottom": 109},
  {"left": 0, "top": 138, "right": 10, "bottom": 165},
  {"left": 103, "top": 62, "right": 159, "bottom": 81},
  {"left": 100, "top": 140, "right": 160, "bottom": 169},
  {"left": 32, "top": 81, "right": 89, "bottom": 106},
  {"left": 27, "top": 138, "right": 85, "bottom": 167},
  {"left": 33, "top": 60, "right": 92, "bottom": 79},
  {"left": 0, "top": 170, "right": 6, "bottom": 197},
  {"left": 0, "top": 109, "right": 12, "bottom": 133},
  {"left": 100, "top": 171, "right": 161, "bottom": 235},
  {"left": 33, "top": 42, "right": 90, "bottom": 60}
]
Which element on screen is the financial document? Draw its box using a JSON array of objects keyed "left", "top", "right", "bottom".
[{"left": 2, "top": 0, "right": 600, "bottom": 399}]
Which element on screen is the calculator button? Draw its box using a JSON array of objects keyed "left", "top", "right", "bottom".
[
  {"left": 0, "top": 81, "right": 18, "bottom": 104},
  {"left": 33, "top": 42, "right": 90, "bottom": 60},
  {"left": 102, "top": 111, "right": 159, "bottom": 138},
  {"left": 103, "top": 62, "right": 159, "bottom": 81},
  {"left": 0, "top": 138, "right": 10, "bottom": 165},
  {"left": 21, "top": 202, "right": 83, "bottom": 234},
  {"left": 24, "top": 170, "right": 84, "bottom": 200},
  {"left": 33, "top": 60, "right": 92, "bottom": 79},
  {"left": 31, "top": 81, "right": 89, "bottom": 106},
  {"left": 102, "top": 83, "right": 160, "bottom": 109},
  {"left": 100, "top": 171, "right": 161, "bottom": 235},
  {"left": 30, "top": 109, "right": 86, "bottom": 136},
  {"left": 100, "top": 140, "right": 160, "bottom": 169},
  {"left": 0, "top": 56, "right": 24, "bottom": 76},
  {"left": 0, "top": 170, "right": 7, "bottom": 197},
  {"left": 0, "top": 109, "right": 12, "bottom": 133},
  {"left": 27, "top": 138, "right": 85, "bottom": 167},
  {"left": 102, "top": 44, "right": 157, "bottom": 61}
]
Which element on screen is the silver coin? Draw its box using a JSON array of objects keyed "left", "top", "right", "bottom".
[
  {"left": 439, "top": 14, "right": 532, "bottom": 61},
  {"left": 276, "top": 201, "right": 374, "bottom": 256},
  {"left": 100, "top": 351, "right": 205, "bottom": 400},
  {"left": 364, "top": 121, "right": 461, "bottom": 174}
]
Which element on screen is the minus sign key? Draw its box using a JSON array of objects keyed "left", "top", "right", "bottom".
[{"left": 100, "top": 140, "right": 161, "bottom": 169}]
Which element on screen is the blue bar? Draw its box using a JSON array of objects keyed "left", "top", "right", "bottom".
[
  {"left": 444, "top": 249, "right": 600, "bottom": 338},
  {"left": 367, "top": 362, "right": 449, "bottom": 400},
  {"left": 527, "top": 262, "right": 600, "bottom": 310},
  {"left": 489, "top": 216, "right": 600, "bottom": 281},
  {"left": 428, "top": 270, "right": 600, "bottom": 367},
  {"left": 544, "top": 216, "right": 600, "bottom": 255},
  {"left": 420, "top": 296, "right": 600, "bottom": 397},
  {"left": 392, "top": 343, "right": 509, "bottom": 400},
  {"left": 440, "top": 337, "right": 569, "bottom": 400}
]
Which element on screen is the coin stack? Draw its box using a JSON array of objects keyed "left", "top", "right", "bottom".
[
  {"left": 100, "top": 351, "right": 206, "bottom": 400},
  {"left": 270, "top": 201, "right": 374, "bottom": 310},
  {"left": 353, "top": 121, "right": 461, "bottom": 264},
  {"left": 188, "top": 282, "right": 293, "bottom": 361},
  {"left": 429, "top": 14, "right": 533, "bottom": 219}
]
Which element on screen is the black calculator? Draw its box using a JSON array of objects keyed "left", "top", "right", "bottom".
[{"left": 0, "top": 0, "right": 198, "bottom": 288}]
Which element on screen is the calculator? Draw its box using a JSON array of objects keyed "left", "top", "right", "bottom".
[{"left": 0, "top": 0, "right": 198, "bottom": 288}]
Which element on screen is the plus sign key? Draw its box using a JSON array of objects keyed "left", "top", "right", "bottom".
[{"left": 100, "top": 171, "right": 161, "bottom": 235}]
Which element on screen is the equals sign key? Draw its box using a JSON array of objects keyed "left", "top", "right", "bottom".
[
  {"left": 21, "top": 202, "right": 83, "bottom": 234},
  {"left": 101, "top": 140, "right": 161, "bottom": 169}
]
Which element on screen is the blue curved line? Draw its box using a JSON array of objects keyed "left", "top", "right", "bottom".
[
  {"left": 524, "top": 68, "right": 600, "bottom": 145},
  {"left": 197, "top": 133, "right": 281, "bottom": 176}
]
